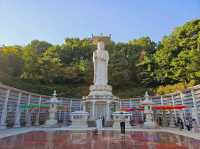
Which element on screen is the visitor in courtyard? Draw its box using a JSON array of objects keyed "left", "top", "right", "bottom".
[
  {"left": 179, "top": 119, "right": 184, "bottom": 130},
  {"left": 158, "top": 117, "right": 162, "bottom": 126},
  {"left": 102, "top": 116, "right": 105, "bottom": 127},
  {"left": 189, "top": 119, "right": 193, "bottom": 131},
  {"left": 192, "top": 119, "right": 199, "bottom": 133},
  {"left": 185, "top": 119, "right": 191, "bottom": 131},
  {"left": 96, "top": 117, "right": 102, "bottom": 130},
  {"left": 176, "top": 117, "right": 180, "bottom": 127},
  {"left": 120, "top": 119, "right": 126, "bottom": 134}
]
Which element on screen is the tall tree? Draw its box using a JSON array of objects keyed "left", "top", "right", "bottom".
[
  {"left": 0, "top": 46, "right": 24, "bottom": 77},
  {"left": 154, "top": 19, "right": 200, "bottom": 85}
]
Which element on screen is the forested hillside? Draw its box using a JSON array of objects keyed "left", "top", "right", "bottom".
[{"left": 0, "top": 19, "right": 200, "bottom": 98}]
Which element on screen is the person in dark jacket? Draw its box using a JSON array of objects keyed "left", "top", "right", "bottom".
[
  {"left": 102, "top": 116, "right": 105, "bottom": 127},
  {"left": 180, "top": 119, "right": 184, "bottom": 130},
  {"left": 120, "top": 120, "right": 126, "bottom": 134}
]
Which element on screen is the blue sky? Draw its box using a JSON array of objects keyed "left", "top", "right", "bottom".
[{"left": 0, "top": 0, "right": 200, "bottom": 45}]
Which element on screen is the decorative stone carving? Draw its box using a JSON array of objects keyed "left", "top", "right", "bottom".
[
  {"left": 89, "top": 85, "right": 112, "bottom": 96},
  {"left": 70, "top": 111, "right": 89, "bottom": 128},
  {"left": 112, "top": 111, "right": 132, "bottom": 129}
]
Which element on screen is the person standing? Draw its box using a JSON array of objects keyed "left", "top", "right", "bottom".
[
  {"left": 185, "top": 119, "right": 190, "bottom": 131},
  {"left": 96, "top": 118, "right": 99, "bottom": 130},
  {"left": 192, "top": 119, "right": 199, "bottom": 133},
  {"left": 102, "top": 116, "right": 105, "bottom": 127},
  {"left": 180, "top": 119, "right": 184, "bottom": 130},
  {"left": 96, "top": 117, "right": 102, "bottom": 130},
  {"left": 99, "top": 117, "right": 102, "bottom": 129},
  {"left": 120, "top": 119, "right": 126, "bottom": 134}
]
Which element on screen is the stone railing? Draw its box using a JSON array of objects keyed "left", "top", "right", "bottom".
[
  {"left": 1, "top": 83, "right": 200, "bottom": 128},
  {"left": 0, "top": 84, "right": 81, "bottom": 129},
  {"left": 120, "top": 85, "right": 200, "bottom": 126}
]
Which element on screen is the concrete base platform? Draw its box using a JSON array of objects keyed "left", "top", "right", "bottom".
[
  {"left": 88, "top": 120, "right": 113, "bottom": 127},
  {"left": 143, "top": 121, "right": 156, "bottom": 128},
  {"left": 0, "top": 125, "right": 7, "bottom": 130},
  {"left": 44, "top": 119, "right": 58, "bottom": 127}
]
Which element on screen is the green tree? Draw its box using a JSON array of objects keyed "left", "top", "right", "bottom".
[
  {"left": 37, "top": 46, "right": 63, "bottom": 83},
  {"left": 0, "top": 46, "right": 24, "bottom": 77},
  {"left": 29, "top": 40, "right": 52, "bottom": 54},
  {"left": 154, "top": 19, "right": 200, "bottom": 85}
]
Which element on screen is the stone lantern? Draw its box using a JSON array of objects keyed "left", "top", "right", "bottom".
[
  {"left": 140, "top": 91, "right": 156, "bottom": 128},
  {"left": 45, "top": 90, "right": 62, "bottom": 127}
]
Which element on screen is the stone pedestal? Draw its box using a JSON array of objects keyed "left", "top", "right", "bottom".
[
  {"left": 84, "top": 94, "right": 118, "bottom": 126},
  {"left": 0, "top": 124, "right": 7, "bottom": 129},
  {"left": 83, "top": 85, "right": 118, "bottom": 126},
  {"left": 45, "top": 106, "right": 57, "bottom": 126},
  {"left": 112, "top": 111, "right": 132, "bottom": 129},
  {"left": 89, "top": 85, "right": 112, "bottom": 96},
  {"left": 70, "top": 111, "right": 88, "bottom": 128},
  {"left": 143, "top": 111, "right": 156, "bottom": 128},
  {"left": 45, "top": 119, "right": 57, "bottom": 126}
]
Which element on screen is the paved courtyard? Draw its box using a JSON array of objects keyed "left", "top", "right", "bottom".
[{"left": 0, "top": 128, "right": 200, "bottom": 149}]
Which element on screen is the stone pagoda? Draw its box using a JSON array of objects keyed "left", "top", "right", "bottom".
[
  {"left": 82, "top": 35, "right": 118, "bottom": 126},
  {"left": 45, "top": 90, "right": 61, "bottom": 127},
  {"left": 140, "top": 91, "right": 156, "bottom": 128}
]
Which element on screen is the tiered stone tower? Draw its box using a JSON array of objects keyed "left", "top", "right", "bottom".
[{"left": 82, "top": 35, "right": 118, "bottom": 126}]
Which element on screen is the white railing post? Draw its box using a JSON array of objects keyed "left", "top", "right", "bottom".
[
  {"left": 25, "top": 94, "right": 31, "bottom": 127},
  {"left": 172, "top": 94, "right": 177, "bottom": 120},
  {"left": 191, "top": 89, "right": 199, "bottom": 125},
  {"left": 0, "top": 89, "right": 10, "bottom": 129},
  {"left": 14, "top": 92, "right": 22, "bottom": 128},
  {"left": 35, "top": 96, "right": 42, "bottom": 126},
  {"left": 161, "top": 96, "right": 163, "bottom": 105}
]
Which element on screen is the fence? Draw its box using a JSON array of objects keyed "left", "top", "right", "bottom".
[{"left": 0, "top": 83, "right": 200, "bottom": 128}]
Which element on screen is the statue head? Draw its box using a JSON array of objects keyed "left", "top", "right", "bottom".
[{"left": 97, "top": 41, "right": 105, "bottom": 50}]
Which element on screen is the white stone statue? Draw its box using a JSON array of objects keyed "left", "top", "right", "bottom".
[{"left": 93, "top": 41, "right": 109, "bottom": 86}]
